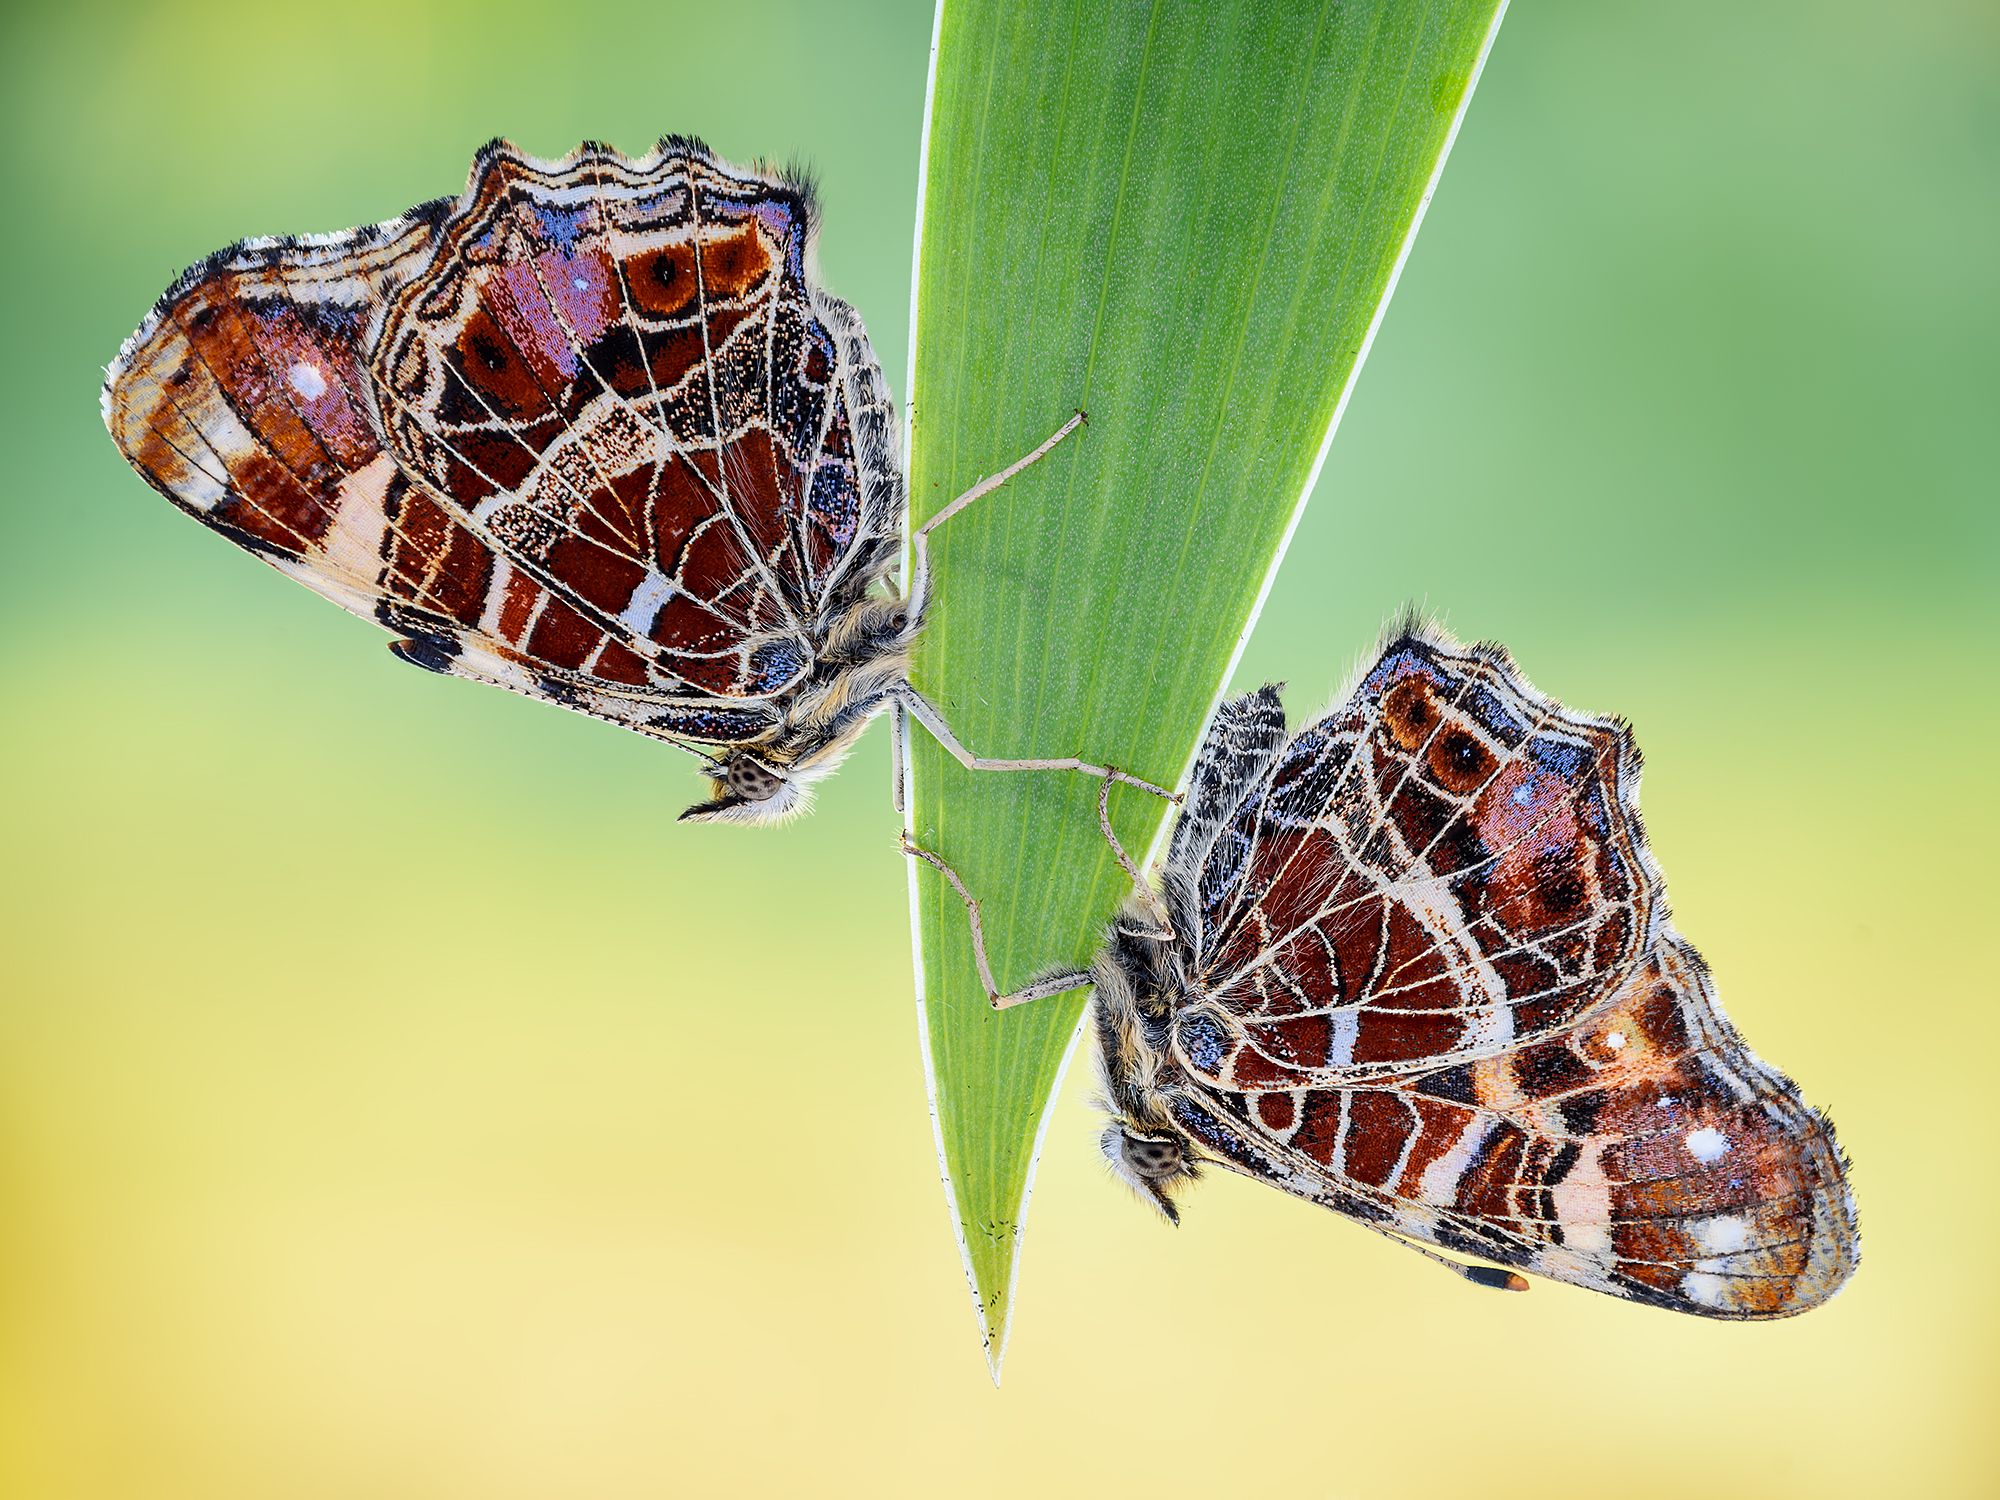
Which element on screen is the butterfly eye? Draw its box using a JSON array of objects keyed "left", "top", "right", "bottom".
[
  {"left": 1120, "top": 1133, "right": 1184, "bottom": 1180},
  {"left": 724, "top": 756, "right": 787, "bottom": 801}
]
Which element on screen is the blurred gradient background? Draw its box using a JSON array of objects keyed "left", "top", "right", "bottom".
[{"left": 2, "top": 1, "right": 1993, "bottom": 1495}]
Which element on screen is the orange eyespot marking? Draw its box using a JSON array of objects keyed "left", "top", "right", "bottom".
[
  {"left": 698, "top": 222, "right": 773, "bottom": 298},
  {"left": 1381, "top": 677, "right": 1438, "bottom": 750},
  {"left": 1428, "top": 726, "right": 1494, "bottom": 792},
  {"left": 627, "top": 242, "right": 700, "bottom": 318},
  {"left": 452, "top": 307, "right": 542, "bottom": 415}
]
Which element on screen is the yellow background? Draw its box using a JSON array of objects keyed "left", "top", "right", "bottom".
[{"left": 3, "top": 1, "right": 1994, "bottom": 1495}]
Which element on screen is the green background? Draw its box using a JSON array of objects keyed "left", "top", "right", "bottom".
[{"left": 2, "top": 1, "right": 1993, "bottom": 1495}]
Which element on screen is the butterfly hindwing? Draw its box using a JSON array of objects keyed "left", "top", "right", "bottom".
[
  {"left": 369, "top": 142, "right": 821, "bottom": 696},
  {"left": 1189, "top": 633, "right": 1657, "bottom": 1084},
  {"left": 1172, "top": 932, "right": 1854, "bottom": 1317}
]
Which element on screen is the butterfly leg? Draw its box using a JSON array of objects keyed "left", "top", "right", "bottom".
[
  {"left": 897, "top": 687, "right": 1181, "bottom": 803},
  {"left": 1094, "top": 774, "right": 1176, "bottom": 942},
  {"left": 903, "top": 409, "right": 1086, "bottom": 612},
  {"left": 899, "top": 833, "right": 1095, "bottom": 1010}
]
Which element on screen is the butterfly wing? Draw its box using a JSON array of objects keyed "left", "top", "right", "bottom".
[
  {"left": 1169, "top": 933, "right": 1856, "bottom": 1316},
  {"left": 102, "top": 195, "right": 460, "bottom": 621},
  {"left": 104, "top": 138, "right": 903, "bottom": 747},
  {"left": 364, "top": 139, "right": 904, "bottom": 697},
  {"left": 1187, "top": 630, "right": 1658, "bottom": 1081},
  {"left": 1159, "top": 630, "right": 1857, "bottom": 1316}
]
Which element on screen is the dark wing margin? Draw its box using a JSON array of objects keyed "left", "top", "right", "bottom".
[{"left": 1162, "top": 685, "right": 1289, "bottom": 957}]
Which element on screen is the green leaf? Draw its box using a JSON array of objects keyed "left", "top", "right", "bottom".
[{"left": 902, "top": 0, "right": 1508, "bottom": 1377}]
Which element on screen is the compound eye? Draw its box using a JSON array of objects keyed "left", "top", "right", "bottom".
[
  {"left": 726, "top": 757, "right": 785, "bottom": 800},
  {"left": 1121, "top": 1133, "right": 1183, "bottom": 1180}
]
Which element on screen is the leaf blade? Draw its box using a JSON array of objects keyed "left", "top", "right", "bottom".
[{"left": 904, "top": 0, "right": 1509, "bottom": 1376}]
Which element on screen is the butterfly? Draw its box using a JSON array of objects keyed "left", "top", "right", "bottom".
[
  {"left": 103, "top": 137, "right": 1165, "bottom": 821},
  {"left": 907, "top": 623, "right": 1860, "bottom": 1318}
]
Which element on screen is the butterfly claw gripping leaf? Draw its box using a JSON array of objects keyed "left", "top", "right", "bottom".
[
  {"left": 105, "top": 138, "right": 1093, "bottom": 823},
  {"left": 1084, "top": 626, "right": 1859, "bottom": 1317}
]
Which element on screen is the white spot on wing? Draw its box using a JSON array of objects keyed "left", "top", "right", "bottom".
[
  {"left": 288, "top": 362, "right": 327, "bottom": 400},
  {"left": 1685, "top": 1127, "right": 1730, "bottom": 1163},
  {"left": 311, "top": 453, "right": 396, "bottom": 577},
  {"left": 1328, "top": 1007, "right": 1359, "bottom": 1066},
  {"left": 1402, "top": 873, "right": 1509, "bottom": 1049},
  {"left": 1548, "top": 1153, "right": 1614, "bottom": 1256},
  {"left": 477, "top": 559, "right": 519, "bottom": 638},
  {"left": 1417, "top": 1117, "right": 1496, "bottom": 1204},
  {"left": 173, "top": 456, "right": 228, "bottom": 512},
  {"left": 1679, "top": 1270, "right": 1731, "bottom": 1308},
  {"left": 1694, "top": 1214, "right": 1751, "bottom": 1255},
  {"left": 1605, "top": 1030, "right": 1626, "bottom": 1050}
]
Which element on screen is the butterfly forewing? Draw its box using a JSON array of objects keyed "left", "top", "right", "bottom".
[
  {"left": 104, "top": 139, "right": 902, "bottom": 753},
  {"left": 1135, "top": 629, "right": 1857, "bottom": 1318},
  {"left": 103, "top": 205, "right": 449, "bottom": 612}
]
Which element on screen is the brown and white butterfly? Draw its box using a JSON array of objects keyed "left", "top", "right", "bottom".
[
  {"left": 909, "top": 624, "right": 1859, "bottom": 1317},
  {"left": 103, "top": 137, "right": 1161, "bottom": 821}
]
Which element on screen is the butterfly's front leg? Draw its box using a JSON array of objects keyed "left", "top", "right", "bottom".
[
  {"left": 902, "top": 408, "right": 1086, "bottom": 613},
  {"left": 898, "top": 832, "right": 1094, "bottom": 1010},
  {"left": 1091, "top": 772, "right": 1176, "bottom": 942}
]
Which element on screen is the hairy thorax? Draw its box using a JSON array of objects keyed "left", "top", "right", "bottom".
[{"left": 681, "top": 596, "right": 918, "bottom": 823}]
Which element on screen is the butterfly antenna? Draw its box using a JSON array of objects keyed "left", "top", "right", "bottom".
[
  {"left": 1406, "top": 1240, "right": 1530, "bottom": 1293},
  {"left": 648, "top": 730, "right": 732, "bottom": 780},
  {"left": 1461, "top": 1264, "right": 1533, "bottom": 1293},
  {"left": 1361, "top": 1218, "right": 1530, "bottom": 1294}
]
